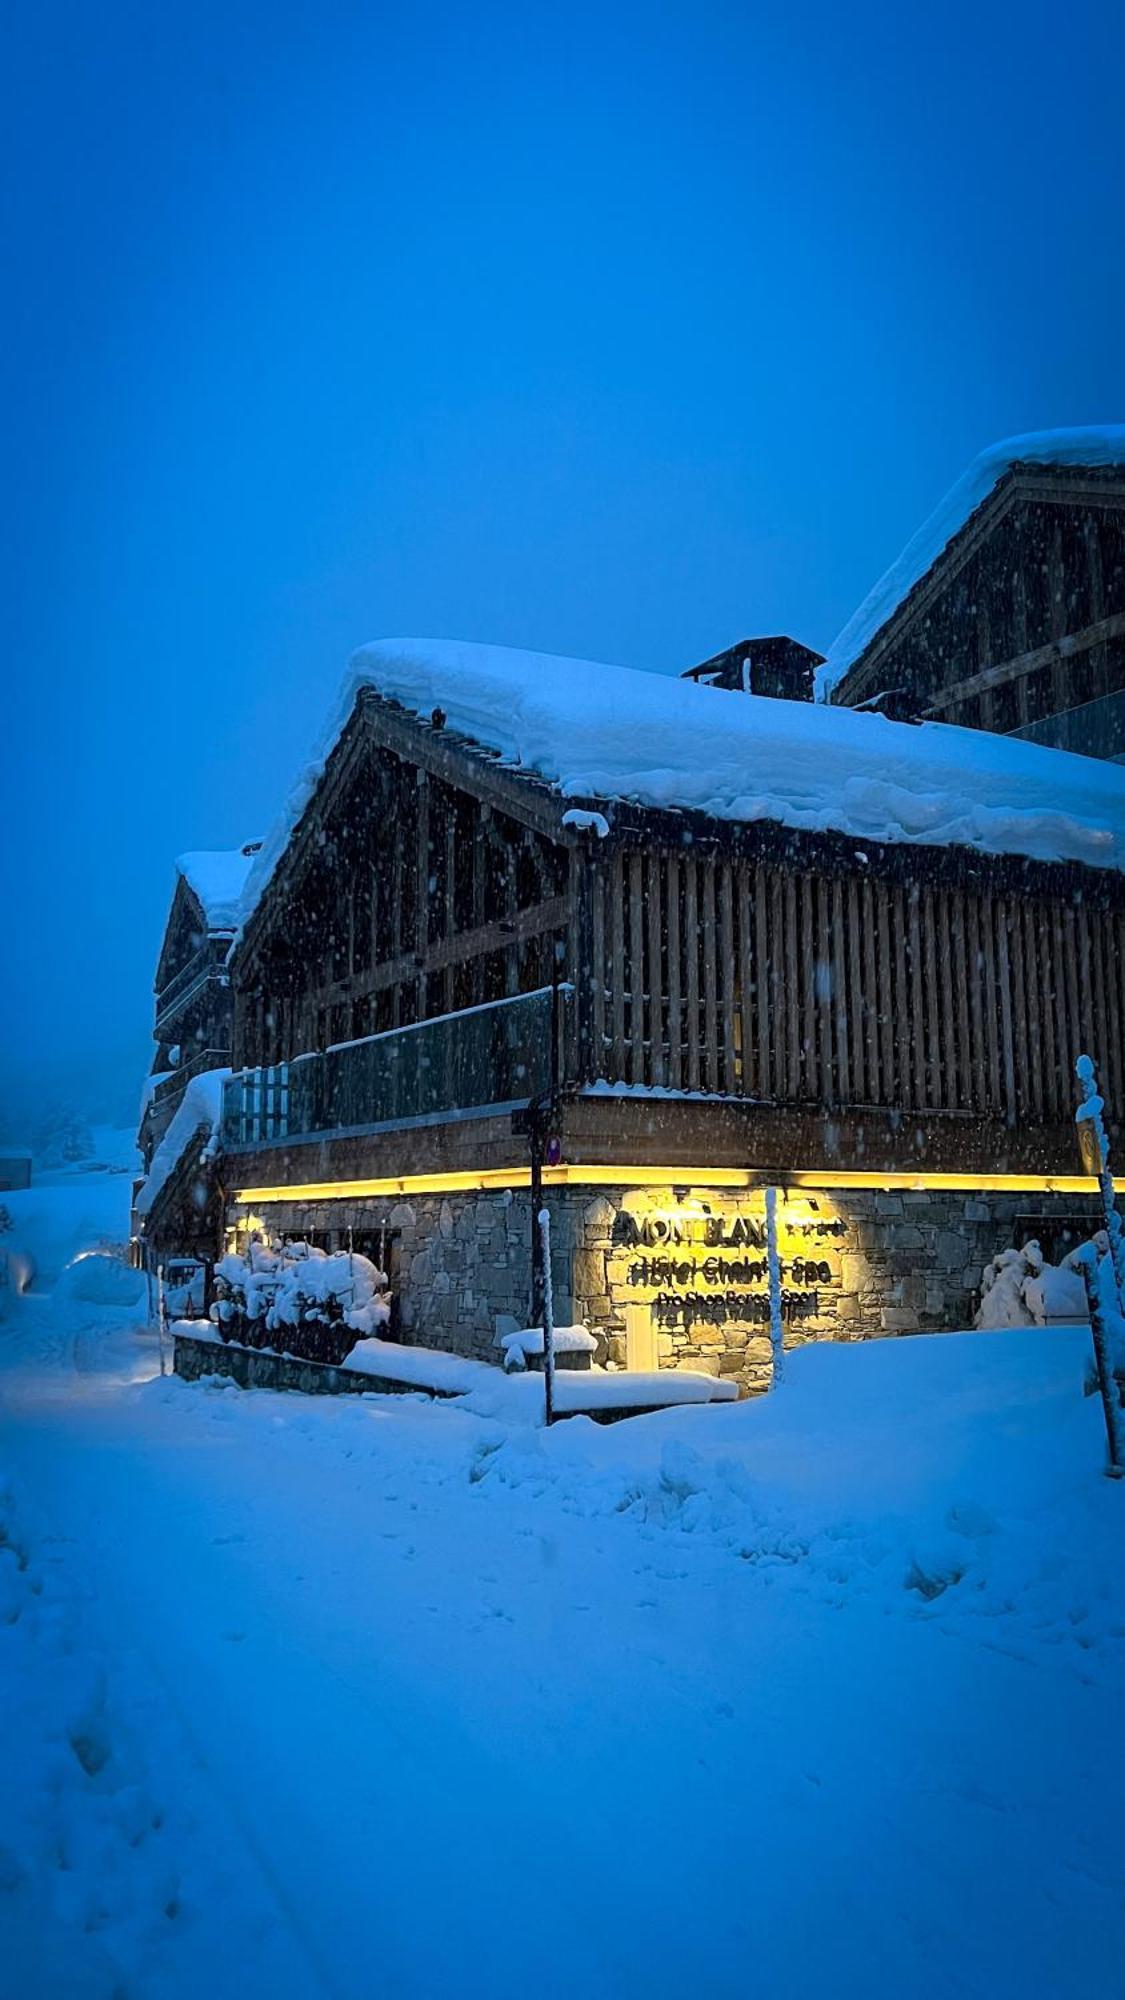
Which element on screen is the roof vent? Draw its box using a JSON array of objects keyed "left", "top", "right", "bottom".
[{"left": 683, "top": 635, "right": 824, "bottom": 702}]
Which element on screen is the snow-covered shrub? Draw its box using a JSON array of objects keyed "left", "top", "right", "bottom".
[
  {"left": 210, "top": 1240, "right": 283, "bottom": 1329},
  {"left": 270, "top": 1246, "right": 389, "bottom": 1339},
  {"left": 975, "top": 1239, "right": 1089, "bottom": 1330},
  {"left": 210, "top": 1238, "right": 389, "bottom": 1361}
]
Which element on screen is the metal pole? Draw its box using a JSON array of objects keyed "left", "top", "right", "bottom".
[
  {"left": 550, "top": 951, "right": 561, "bottom": 1110},
  {"left": 529, "top": 1110, "right": 544, "bottom": 1329},
  {"left": 765, "top": 1186, "right": 784, "bottom": 1387},
  {"left": 1073, "top": 1055, "right": 1125, "bottom": 1476},
  {"left": 1076, "top": 1054, "right": 1125, "bottom": 1311},
  {"left": 1075, "top": 1250, "right": 1125, "bottom": 1477},
  {"left": 540, "top": 1206, "right": 556, "bottom": 1426},
  {"left": 156, "top": 1262, "right": 167, "bottom": 1378}
]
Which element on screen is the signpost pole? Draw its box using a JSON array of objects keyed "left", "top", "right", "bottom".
[
  {"left": 765, "top": 1186, "right": 784, "bottom": 1387},
  {"left": 156, "top": 1262, "right": 168, "bottom": 1379},
  {"left": 540, "top": 1207, "right": 556, "bottom": 1426},
  {"left": 1073, "top": 1054, "right": 1125, "bottom": 1476}
]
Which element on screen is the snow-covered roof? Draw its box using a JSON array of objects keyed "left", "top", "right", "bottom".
[
  {"left": 135, "top": 1070, "right": 229, "bottom": 1221},
  {"left": 234, "top": 637, "right": 1125, "bottom": 926},
  {"left": 820, "top": 426, "right": 1125, "bottom": 698},
  {"left": 176, "top": 843, "right": 262, "bottom": 931}
]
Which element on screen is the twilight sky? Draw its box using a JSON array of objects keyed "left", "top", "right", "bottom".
[{"left": 2, "top": 0, "right": 1123, "bottom": 1133}]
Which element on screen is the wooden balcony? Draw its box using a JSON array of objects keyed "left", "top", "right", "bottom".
[
  {"left": 155, "top": 943, "right": 232, "bottom": 1034},
  {"left": 222, "top": 985, "right": 572, "bottom": 1149}
]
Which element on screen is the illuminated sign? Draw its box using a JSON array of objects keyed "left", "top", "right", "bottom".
[{"left": 607, "top": 1195, "right": 844, "bottom": 1336}]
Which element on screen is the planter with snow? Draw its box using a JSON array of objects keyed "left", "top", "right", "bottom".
[
  {"left": 210, "top": 1240, "right": 390, "bottom": 1367},
  {"left": 499, "top": 1324, "right": 598, "bottom": 1373}
]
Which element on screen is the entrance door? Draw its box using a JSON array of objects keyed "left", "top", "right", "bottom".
[{"left": 625, "top": 1303, "right": 658, "bottom": 1372}]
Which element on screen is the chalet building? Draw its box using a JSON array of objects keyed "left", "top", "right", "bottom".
[
  {"left": 138, "top": 843, "right": 261, "bottom": 1173},
  {"left": 823, "top": 429, "right": 1125, "bottom": 763},
  {"left": 138, "top": 636, "right": 1125, "bottom": 1394}
]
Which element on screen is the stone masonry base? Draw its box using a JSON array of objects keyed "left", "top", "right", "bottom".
[{"left": 229, "top": 1180, "right": 1097, "bottom": 1397}]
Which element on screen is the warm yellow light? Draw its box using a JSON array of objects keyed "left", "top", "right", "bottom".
[{"left": 229, "top": 1164, "right": 1124, "bottom": 1206}]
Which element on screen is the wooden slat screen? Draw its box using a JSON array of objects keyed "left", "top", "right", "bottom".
[{"left": 586, "top": 844, "right": 1124, "bottom": 1126}]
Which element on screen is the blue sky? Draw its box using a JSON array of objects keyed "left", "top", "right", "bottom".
[{"left": 2, "top": 0, "right": 1122, "bottom": 1131}]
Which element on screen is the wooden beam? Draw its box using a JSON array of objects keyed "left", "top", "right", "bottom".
[
  {"left": 648, "top": 852, "right": 665, "bottom": 1087},
  {"left": 685, "top": 857, "right": 701, "bottom": 1092},
  {"left": 702, "top": 857, "right": 719, "bottom": 1094},
  {"left": 629, "top": 853, "right": 646, "bottom": 1085},
  {"left": 922, "top": 610, "right": 1125, "bottom": 717},
  {"left": 609, "top": 851, "right": 627, "bottom": 1082},
  {"left": 737, "top": 865, "right": 755, "bottom": 1098},
  {"left": 720, "top": 863, "right": 737, "bottom": 1095},
  {"left": 590, "top": 860, "right": 607, "bottom": 1081},
  {"left": 756, "top": 868, "right": 772, "bottom": 1101},
  {"left": 667, "top": 852, "right": 683, "bottom": 1091}
]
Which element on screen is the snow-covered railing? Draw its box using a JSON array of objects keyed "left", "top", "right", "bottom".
[
  {"left": 155, "top": 941, "right": 231, "bottom": 1031},
  {"left": 223, "top": 985, "right": 574, "bottom": 1148}
]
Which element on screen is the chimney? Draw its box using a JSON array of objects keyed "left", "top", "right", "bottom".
[{"left": 682, "top": 636, "right": 824, "bottom": 702}]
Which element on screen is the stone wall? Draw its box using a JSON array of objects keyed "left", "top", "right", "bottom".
[
  {"left": 228, "top": 1180, "right": 1098, "bottom": 1392},
  {"left": 566, "top": 1184, "right": 1098, "bottom": 1395}
]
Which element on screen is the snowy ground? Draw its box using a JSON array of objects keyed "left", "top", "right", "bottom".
[{"left": 3, "top": 1160, "right": 1125, "bottom": 1996}]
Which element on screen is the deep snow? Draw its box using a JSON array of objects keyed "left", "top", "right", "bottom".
[{"left": 3, "top": 1164, "right": 1125, "bottom": 1998}]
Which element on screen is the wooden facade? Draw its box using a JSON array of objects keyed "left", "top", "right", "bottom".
[
  {"left": 830, "top": 462, "right": 1125, "bottom": 755},
  {"left": 139, "top": 862, "right": 251, "bottom": 1172},
  {"left": 227, "top": 686, "right": 1125, "bottom": 1179}
]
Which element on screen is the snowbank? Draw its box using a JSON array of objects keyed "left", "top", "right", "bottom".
[
  {"left": 821, "top": 425, "right": 1125, "bottom": 694},
  {"left": 236, "top": 637, "right": 1125, "bottom": 938},
  {"left": 342, "top": 1336, "right": 737, "bottom": 1412},
  {"left": 1, "top": 1135, "right": 137, "bottom": 1292},
  {"left": 134, "top": 1070, "right": 228, "bottom": 1220},
  {"left": 340, "top": 1335, "right": 491, "bottom": 1393}
]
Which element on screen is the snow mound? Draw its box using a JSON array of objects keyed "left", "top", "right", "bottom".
[
  {"left": 342, "top": 1335, "right": 490, "bottom": 1393},
  {"left": 821, "top": 424, "right": 1125, "bottom": 694},
  {"left": 56, "top": 1251, "right": 147, "bottom": 1308},
  {"left": 236, "top": 635, "right": 1125, "bottom": 938}
]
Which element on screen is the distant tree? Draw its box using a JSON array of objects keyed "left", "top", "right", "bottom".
[{"left": 34, "top": 1106, "right": 94, "bottom": 1168}]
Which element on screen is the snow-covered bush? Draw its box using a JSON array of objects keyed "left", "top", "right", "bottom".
[
  {"left": 210, "top": 1238, "right": 390, "bottom": 1361},
  {"left": 975, "top": 1239, "right": 1088, "bottom": 1330},
  {"left": 269, "top": 1248, "right": 389, "bottom": 1339}
]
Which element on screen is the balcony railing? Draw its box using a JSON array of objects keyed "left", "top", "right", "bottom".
[
  {"left": 222, "top": 985, "right": 574, "bottom": 1149},
  {"left": 150, "top": 1050, "right": 231, "bottom": 1110},
  {"left": 155, "top": 944, "right": 231, "bottom": 1032}
]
